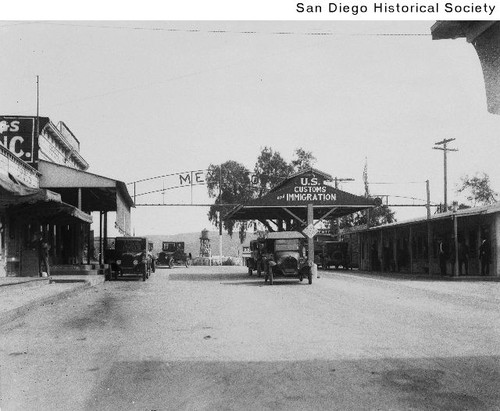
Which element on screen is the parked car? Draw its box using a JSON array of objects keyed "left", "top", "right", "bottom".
[
  {"left": 106, "top": 237, "right": 152, "bottom": 281},
  {"left": 246, "top": 239, "right": 265, "bottom": 276},
  {"left": 261, "top": 231, "right": 313, "bottom": 285},
  {"left": 156, "top": 241, "right": 191, "bottom": 268},
  {"left": 320, "top": 241, "right": 351, "bottom": 270}
]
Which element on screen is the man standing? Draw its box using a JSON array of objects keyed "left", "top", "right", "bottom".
[
  {"left": 479, "top": 238, "right": 491, "bottom": 276},
  {"left": 35, "top": 232, "right": 51, "bottom": 277},
  {"left": 438, "top": 238, "right": 447, "bottom": 276}
]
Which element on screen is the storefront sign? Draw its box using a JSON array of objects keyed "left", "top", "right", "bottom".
[{"left": 0, "top": 117, "right": 35, "bottom": 163}]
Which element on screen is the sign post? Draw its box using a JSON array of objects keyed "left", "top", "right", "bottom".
[{"left": 306, "top": 203, "right": 315, "bottom": 278}]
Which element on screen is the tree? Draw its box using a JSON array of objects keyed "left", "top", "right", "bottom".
[
  {"left": 207, "top": 147, "right": 321, "bottom": 241},
  {"left": 291, "top": 148, "right": 316, "bottom": 172},
  {"left": 336, "top": 159, "right": 396, "bottom": 230},
  {"left": 253, "top": 147, "right": 294, "bottom": 197},
  {"left": 206, "top": 161, "right": 254, "bottom": 241},
  {"left": 338, "top": 206, "right": 396, "bottom": 229},
  {"left": 457, "top": 172, "right": 498, "bottom": 206}
]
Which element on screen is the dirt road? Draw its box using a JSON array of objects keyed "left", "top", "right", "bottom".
[{"left": 1, "top": 266, "right": 499, "bottom": 410}]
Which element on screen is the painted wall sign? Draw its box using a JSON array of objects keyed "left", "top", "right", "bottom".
[
  {"left": 250, "top": 172, "right": 375, "bottom": 207},
  {"left": 0, "top": 116, "right": 36, "bottom": 163}
]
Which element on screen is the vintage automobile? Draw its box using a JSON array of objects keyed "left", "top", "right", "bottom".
[
  {"left": 246, "top": 239, "right": 265, "bottom": 276},
  {"left": 320, "top": 241, "right": 351, "bottom": 270},
  {"left": 156, "top": 241, "right": 191, "bottom": 268},
  {"left": 106, "top": 237, "right": 152, "bottom": 281},
  {"left": 261, "top": 231, "right": 313, "bottom": 285}
]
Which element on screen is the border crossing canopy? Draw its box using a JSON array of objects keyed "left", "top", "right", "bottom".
[{"left": 224, "top": 168, "right": 379, "bottom": 224}]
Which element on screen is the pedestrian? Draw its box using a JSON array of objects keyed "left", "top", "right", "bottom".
[
  {"left": 457, "top": 238, "right": 469, "bottom": 276},
  {"left": 438, "top": 238, "right": 446, "bottom": 276},
  {"left": 479, "top": 238, "right": 491, "bottom": 276},
  {"left": 35, "top": 232, "right": 51, "bottom": 277}
]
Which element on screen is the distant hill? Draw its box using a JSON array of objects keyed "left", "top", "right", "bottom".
[{"left": 144, "top": 231, "right": 258, "bottom": 258}]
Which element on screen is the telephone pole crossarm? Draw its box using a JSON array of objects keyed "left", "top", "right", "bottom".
[{"left": 433, "top": 138, "right": 458, "bottom": 212}]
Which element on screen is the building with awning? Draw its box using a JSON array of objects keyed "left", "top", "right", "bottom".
[
  {"left": 37, "top": 160, "right": 134, "bottom": 264},
  {"left": 0, "top": 144, "right": 92, "bottom": 276},
  {"left": 1, "top": 114, "right": 133, "bottom": 276},
  {"left": 350, "top": 202, "right": 500, "bottom": 278}
]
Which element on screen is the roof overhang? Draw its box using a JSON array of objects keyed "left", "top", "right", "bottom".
[
  {"left": 38, "top": 160, "right": 134, "bottom": 212},
  {"left": 8, "top": 199, "right": 93, "bottom": 224},
  {"left": 224, "top": 168, "right": 379, "bottom": 223},
  {"left": 1, "top": 173, "right": 92, "bottom": 224},
  {"left": 431, "top": 21, "right": 500, "bottom": 115}
]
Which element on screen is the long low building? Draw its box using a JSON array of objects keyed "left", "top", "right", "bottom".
[{"left": 344, "top": 203, "right": 499, "bottom": 277}]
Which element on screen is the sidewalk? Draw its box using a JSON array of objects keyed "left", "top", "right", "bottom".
[
  {"left": 0, "top": 275, "right": 105, "bottom": 326},
  {"left": 319, "top": 268, "right": 500, "bottom": 282}
]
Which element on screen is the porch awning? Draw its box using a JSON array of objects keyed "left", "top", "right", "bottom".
[
  {"left": 1, "top": 173, "right": 92, "bottom": 224},
  {"left": 224, "top": 169, "right": 379, "bottom": 223},
  {"left": 38, "top": 160, "right": 133, "bottom": 234},
  {"left": 0, "top": 172, "right": 61, "bottom": 206}
]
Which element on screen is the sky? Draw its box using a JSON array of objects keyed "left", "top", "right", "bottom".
[{"left": 1, "top": 19, "right": 499, "bottom": 236}]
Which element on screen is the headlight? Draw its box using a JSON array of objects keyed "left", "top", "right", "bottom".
[
  {"left": 116, "top": 260, "right": 121, "bottom": 265},
  {"left": 133, "top": 260, "right": 138, "bottom": 266}
]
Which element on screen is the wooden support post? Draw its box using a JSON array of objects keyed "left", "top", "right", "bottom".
[
  {"left": 426, "top": 180, "right": 433, "bottom": 275},
  {"left": 103, "top": 212, "right": 108, "bottom": 265},
  {"left": 307, "top": 204, "right": 315, "bottom": 278},
  {"left": 77, "top": 188, "right": 82, "bottom": 210},
  {"left": 453, "top": 212, "right": 459, "bottom": 277},
  {"left": 409, "top": 226, "right": 413, "bottom": 274},
  {"left": 99, "top": 211, "right": 103, "bottom": 265},
  {"left": 87, "top": 224, "right": 91, "bottom": 265}
]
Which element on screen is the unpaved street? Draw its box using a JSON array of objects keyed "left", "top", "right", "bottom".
[{"left": 1, "top": 266, "right": 500, "bottom": 410}]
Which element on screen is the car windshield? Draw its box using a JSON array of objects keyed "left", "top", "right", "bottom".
[
  {"left": 274, "top": 239, "right": 300, "bottom": 252},
  {"left": 116, "top": 239, "right": 145, "bottom": 253}
]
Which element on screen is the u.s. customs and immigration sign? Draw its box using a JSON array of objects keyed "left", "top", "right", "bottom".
[
  {"left": 224, "top": 168, "right": 378, "bottom": 223},
  {"left": 0, "top": 116, "right": 36, "bottom": 164},
  {"left": 251, "top": 173, "right": 369, "bottom": 208}
]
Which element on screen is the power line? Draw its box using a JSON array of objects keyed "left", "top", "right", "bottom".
[{"left": 38, "top": 21, "right": 431, "bottom": 37}]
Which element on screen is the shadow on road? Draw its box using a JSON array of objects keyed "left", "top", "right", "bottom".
[
  {"left": 168, "top": 273, "right": 253, "bottom": 282},
  {"left": 84, "top": 356, "right": 499, "bottom": 410}
]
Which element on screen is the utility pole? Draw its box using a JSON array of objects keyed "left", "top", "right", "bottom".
[
  {"left": 433, "top": 138, "right": 458, "bottom": 212},
  {"left": 36, "top": 75, "right": 40, "bottom": 154},
  {"left": 219, "top": 165, "right": 223, "bottom": 266},
  {"left": 333, "top": 177, "right": 354, "bottom": 238}
]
